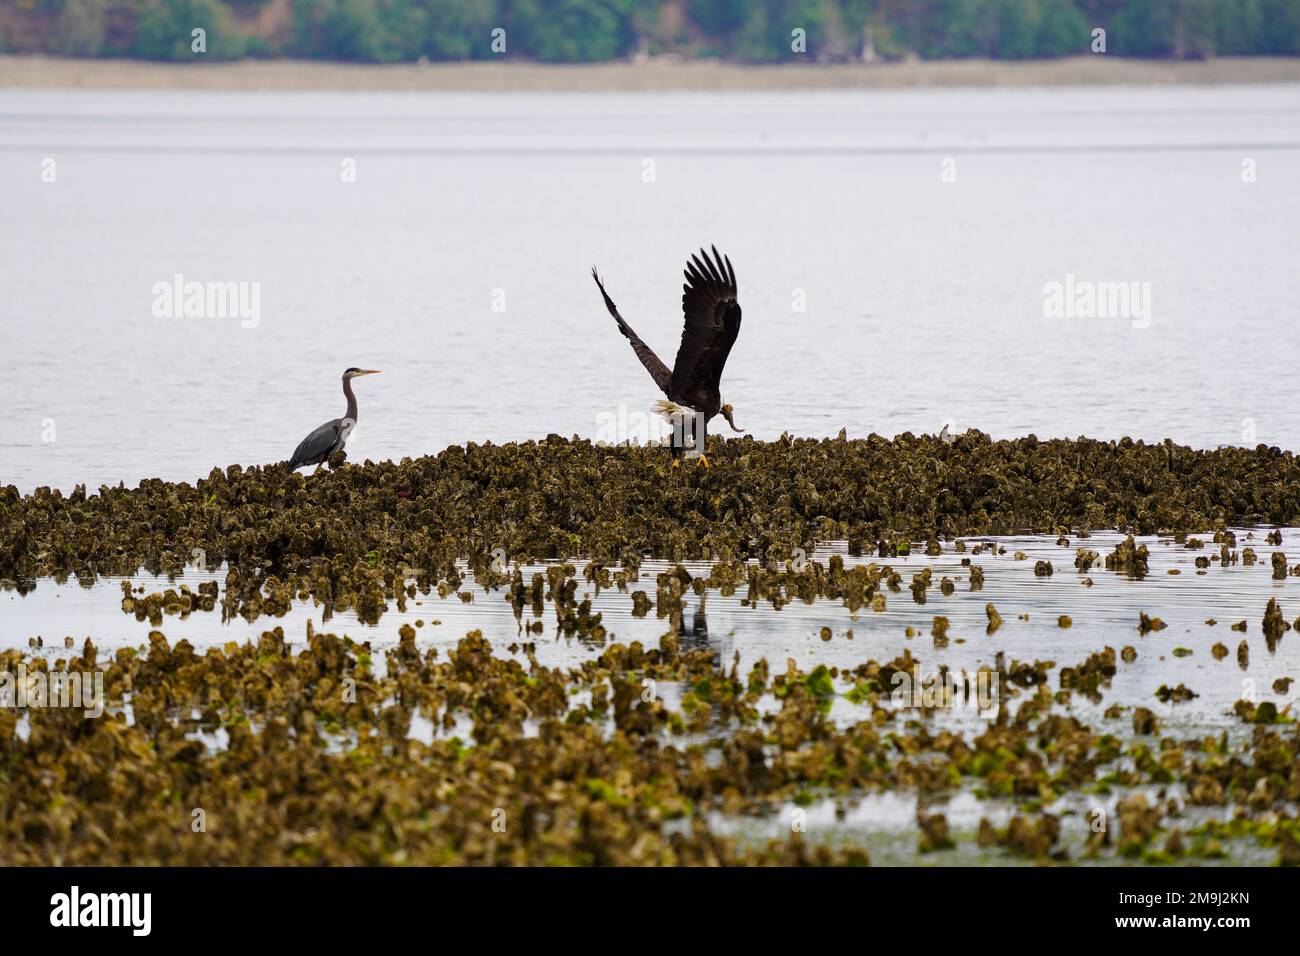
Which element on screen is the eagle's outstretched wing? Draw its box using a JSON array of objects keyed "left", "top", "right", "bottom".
[
  {"left": 670, "top": 246, "right": 741, "bottom": 408},
  {"left": 592, "top": 267, "right": 673, "bottom": 397}
]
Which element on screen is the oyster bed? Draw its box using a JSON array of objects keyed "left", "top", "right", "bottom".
[{"left": 2, "top": 435, "right": 1299, "bottom": 865}]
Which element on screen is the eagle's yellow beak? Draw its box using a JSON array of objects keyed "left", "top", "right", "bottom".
[{"left": 721, "top": 403, "right": 742, "bottom": 433}]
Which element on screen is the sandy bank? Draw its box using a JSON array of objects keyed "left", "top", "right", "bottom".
[{"left": 3, "top": 54, "right": 1300, "bottom": 93}]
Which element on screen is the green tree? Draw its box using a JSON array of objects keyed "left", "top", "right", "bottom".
[
  {"left": 506, "top": 0, "right": 634, "bottom": 62},
  {"left": 995, "top": 0, "right": 1042, "bottom": 58},
  {"left": 733, "top": 0, "right": 779, "bottom": 60},
  {"left": 790, "top": 0, "right": 845, "bottom": 59},
  {"left": 1256, "top": 0, "right": 1300, "bottom": 54},
  {"left": 1036, "top": 0, "right": 1087, "bottom": 55},
  {"left": 23, "top": 0, "right": 1300, "bottom": 62},
  {"left": 689, "top": 0, "right": 749, "bottom": 35},
  {"left": 1108, "top": 0, "right": 1217, "bottom": 57},
  {"left": 322, "top": 0, "right": 390, "bottom": 60},
  {"left": 1213, "top": 0, "right": 1263, "bottom": 55},
  {"left": 423, "top": 0, "right": 499, "bottom": 59},
  {"left": 942, "top": 0, "right": 1000, "bottom": 57},
  {"left": 134, "top": 0, "right": 245, "bottom": 59},
  {"left": 52, "top": 0, "right": 107, "bottom": 56},
  {"left": 289, "top": 0, "right": 386, "bottom": 60}
]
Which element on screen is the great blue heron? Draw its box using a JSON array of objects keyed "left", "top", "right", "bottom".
[
  {"left": 287, "top": 367, "right": 381, "bottom": 471},
  {"left": 592, "top": 245, "right": 743, "bottom": 468}
]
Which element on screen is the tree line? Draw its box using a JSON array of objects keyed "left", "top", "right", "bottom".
[{"left": 2, "top": 0, "right": 1298, "bottom": 63}]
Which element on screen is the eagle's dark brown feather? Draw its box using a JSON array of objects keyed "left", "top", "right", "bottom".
[
  {"left": 592, "top": 267, "right": 674, "bottom": 396},
  {"left": 670, "top": 245, "right": 741, "bottom": 415}
]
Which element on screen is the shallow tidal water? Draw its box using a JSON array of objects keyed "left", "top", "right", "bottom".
[
  {"left": 8, "top": 527, "right": 1297, "bottom": 729},
  {"left": 5, "top": 527, "right": 1296, "bottom": 864}
]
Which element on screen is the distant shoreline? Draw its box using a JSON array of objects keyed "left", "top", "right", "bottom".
[{"left": 3, "top": 54, "right": 1300, "bottom": 93}]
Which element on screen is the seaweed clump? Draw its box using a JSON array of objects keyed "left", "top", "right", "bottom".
[{"left": 1105, "top": 536, "right": 1149, "bottom": 579}]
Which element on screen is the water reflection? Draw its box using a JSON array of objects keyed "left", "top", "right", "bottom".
[{"left": 4, "top": 526, "right": 1298, "bottom": 743}]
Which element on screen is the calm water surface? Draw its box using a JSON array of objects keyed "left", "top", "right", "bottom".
[
  {"left": 6, "top": 527, "right": 1297, "bottom": 862},
  {"left": 7, "top": 527, "right": 1296, "bottom": 732},
  {"left": 1, "top": 84, "right": 1299, "bottom": 492}
]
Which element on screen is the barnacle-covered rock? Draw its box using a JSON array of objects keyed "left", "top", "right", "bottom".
[
  {"left": 6, "top": 434, "right": 1300, "bottom": 592},
  {"left": 1138, "top": 612, "right": 1166, "bottom": 635},
  {"left": 1106, "top": 537, "right": 1149, "bottom": 579}
]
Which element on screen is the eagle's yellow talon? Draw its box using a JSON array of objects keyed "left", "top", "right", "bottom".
[
  {"left": 696, "top": 455, "right": 710, "bottom": 469},
  {"left": 670, "top": 458, "right": 682, "bottom": 470}
]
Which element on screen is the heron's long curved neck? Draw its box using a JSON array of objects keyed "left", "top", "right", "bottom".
[{"left": 342, "top": 376, "right": 358, "bottom": 421}]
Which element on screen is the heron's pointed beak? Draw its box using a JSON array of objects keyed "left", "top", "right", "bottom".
[
  {"left": 356, "top": 369, "right": 382, "bottom": 376},
  {"left": 721, "top": 404, "right": 743, "bottom": 433}
]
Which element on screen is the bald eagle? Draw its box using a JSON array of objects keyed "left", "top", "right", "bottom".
[{"left": 592, "top": 246, "right": 743, "bottom": 467}]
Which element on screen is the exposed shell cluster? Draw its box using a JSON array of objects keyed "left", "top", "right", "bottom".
[{"left": 7, "top": 433, "right": 1300, "bottom": 593}]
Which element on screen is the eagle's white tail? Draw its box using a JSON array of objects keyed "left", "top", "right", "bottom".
[{"left": 653, "top": 399, "right": 688, "bottom": 422}]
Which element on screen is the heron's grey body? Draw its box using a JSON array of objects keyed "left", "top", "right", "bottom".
[
  {"left": 289, "top": 417, "right": 354, "bottom": 471},
  {"left": 287, "top": 368, "right": 379, "bottom": 471}
]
